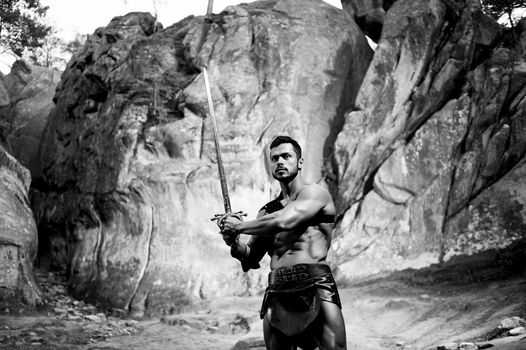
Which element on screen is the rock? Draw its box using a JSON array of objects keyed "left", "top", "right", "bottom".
[
  {"left": 53, "top": 307, "right": 68, "bottom": 315},
  {"left": 384, "top": 299, "right": 412, "bottom": 309},
  {"left": 162, "top": 315, "right": 206, "bottom": 330},
  {"left": 85, "top": 314, "right": 104, "bottom": 323},
  {"left": 437, "top": 342, "right": 458, "bottom": 350},
  {"left": 0, "top": 145, "right": 42, "bottom": 306},
  {"left": 228, "top": 313, "right": 250, "bottom": 334},
  {"left": 509, "top": 326, "right": 526, "bottom": 336},
  {"left": 124, "top": 320, "right": 138, "bottom": 327},
  {"left": 232, "top": 336, "right": 266, "bottom": 350},
  {"left": 458, "top": 342, "right": 477, "bottom": 350},
  {"left": 498, "top": 316, "right": 526, "bottom": 329},
  {"left": 0, "top": 73, "right": 9, "bottom": 107},
  {"left": 0, "top": 62, "right": 61, "bottom": 179},
  {"left": 475, "top": 343, "right": 494, "bottom": 349},
  {"left": 33, "top": 1, "right": 372, "bottom": 314},
  {"left": 330, "top": 0, "right": 526, "bottom": 279},
  {"left": 444, "top": 158, "right": 526, "bottom": 262},
  {"left": 335, "top": 0, "right": 454, "bottom": 206}
]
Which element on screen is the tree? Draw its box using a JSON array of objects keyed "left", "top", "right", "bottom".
[
  {"left": 24, "top": 29, "right": 68, "bottom": 70},
  {"left": 481, "top": 0, "right": 526, "bottom": 28},
  {"left": 64, "top": 33, "right": 88, "bottom": 57},
  {"left": 0, "top": 0, "right": 50, "bottom": 57}
]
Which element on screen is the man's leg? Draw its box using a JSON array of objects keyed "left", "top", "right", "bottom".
[
  {"left": 263, "top": 314, "right": 296, "bottom": 350},
  {"left": 310, "top": 301, "right": 346, "bottom": 350}
]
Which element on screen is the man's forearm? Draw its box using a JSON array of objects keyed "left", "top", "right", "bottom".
[
  {"left": 230, "top": 240, "right": 265, "bottom": 272},
  {"left": 235, "top": 212, "right": 283, "bottom": 236}
]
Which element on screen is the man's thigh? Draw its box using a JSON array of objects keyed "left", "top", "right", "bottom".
[
  {"left": 310, "top": 300, "right": 346, "bottom": 350},
  {"left": 263, "top": 314, "right": 296, "bottom": 350},
  {"left": 262, "top": 301, "right": 346, "bottom": 350}
]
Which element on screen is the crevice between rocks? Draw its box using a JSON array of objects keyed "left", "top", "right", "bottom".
[{"left": 127, "top": 204, "right": 155, "bottom": 314}]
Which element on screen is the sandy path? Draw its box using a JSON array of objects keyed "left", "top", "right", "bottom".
[{"left": 1, "top": 274, "right": 525, "bottom": 350}]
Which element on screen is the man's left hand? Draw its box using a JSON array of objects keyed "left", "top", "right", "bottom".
[{"left": 219, "top": 215, "right": 242, "bottom": 236}]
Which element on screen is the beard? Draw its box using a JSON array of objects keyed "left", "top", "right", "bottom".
[{"left": 272, "top": 167, "right": 298, "bottom": 182}]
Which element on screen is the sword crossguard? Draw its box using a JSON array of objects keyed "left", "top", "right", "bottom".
[{"left": 211, "top": 211, "right": 247, "bottom": 223}]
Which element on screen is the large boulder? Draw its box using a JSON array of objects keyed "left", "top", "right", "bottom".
[
  {"left": 331, "top": 0, "right": 526, "bottom": 279},
  {"left": 0, "top": 61, "right": 61, "bottom": 179},
  {"left": 0, "top": 145, "right": 41, "bottom": 306},
  {"left": 33, "top": 1, "right": 372, "bottom": 315}
]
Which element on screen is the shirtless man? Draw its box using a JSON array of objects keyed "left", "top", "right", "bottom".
[{"left": 218, "top": 135, "right": 346, "bottom": 350}]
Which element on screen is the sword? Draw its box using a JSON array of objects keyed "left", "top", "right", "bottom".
[{"left": 202, "top": 67, "right": 246, "bottom": 225}]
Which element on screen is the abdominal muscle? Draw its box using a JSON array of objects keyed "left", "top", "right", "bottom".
[{"left": 269, "top": 224, "right": 332, "bottom": 270}]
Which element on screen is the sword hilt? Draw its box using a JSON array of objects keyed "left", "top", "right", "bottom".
[
  {"left": 213, "top": 211, "right": 247, "bottom": 246},
  {"left": 211, "top": 211, "right": 247, "bottom": 222}
]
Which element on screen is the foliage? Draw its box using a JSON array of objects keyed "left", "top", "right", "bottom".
[
  {"left": 24, "top": 29, "right": 66, "bottom": 70},
  {"left": 64, "top": 34, "right": 88, "bottom": 56},
  {"left": 0, "top": 0, "right": 50, "bottom": 57},
  {"left": 481, "top": 0, "right": 526, "bottom": 28},
  {"left": 24, "top": 30, "right": 88, "bottom": 70}
]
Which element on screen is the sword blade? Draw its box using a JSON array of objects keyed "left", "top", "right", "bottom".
[
  {"left": 202, "top": 67, "right": 232, "bottom": 214},
  {"left": 206, "top": 0, "right": 214, "bottom": 15}
]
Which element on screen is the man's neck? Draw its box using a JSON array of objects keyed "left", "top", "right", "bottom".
[{"left": 279, "top": 175, "right": 305, "bottom": 201}]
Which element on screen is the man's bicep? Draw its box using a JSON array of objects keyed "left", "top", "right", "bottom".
[{"left": 282, "top": 187, "right": 328, "bottom": 222}]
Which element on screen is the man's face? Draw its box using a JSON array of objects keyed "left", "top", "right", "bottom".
[{"left": 270, "top": 143, "right": 302, "bottom": 182}]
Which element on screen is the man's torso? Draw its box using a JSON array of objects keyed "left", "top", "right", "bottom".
[{"left": 260, "top": 184, "right": 335, "bottom": 270}]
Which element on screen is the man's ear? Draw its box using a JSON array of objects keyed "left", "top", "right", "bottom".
[{"left": 298, "top": 158, "right": 304, "bottom": 169}]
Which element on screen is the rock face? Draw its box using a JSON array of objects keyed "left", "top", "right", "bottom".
[
  {"left": 0, "top": 61, "right": 61, "bottom": 179},
  {"left": 33, "top": 1, "right": 372, "bottom": 315},
  {"left": 331, "top": 0, "right": 526, "bottom": 279},
  {"left": 0, "top": 144, "right": 41, "bottom": 306}
]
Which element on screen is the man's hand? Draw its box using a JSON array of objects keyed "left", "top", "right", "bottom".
[
  {"left": 215, "top": 214, "right": 243, "bottom": 246},
  {"left": 219, "top": 215, "right": 242, "bottom": 235},
  {"left": 220, "top": 216, "right": 243, "bottom": 246}
]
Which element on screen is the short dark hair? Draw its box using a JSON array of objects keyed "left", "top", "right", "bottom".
[{"left": 270, "top": 135, "right": 302, "bottom": 158}]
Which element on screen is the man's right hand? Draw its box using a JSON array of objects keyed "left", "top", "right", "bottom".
[{"left": 221, "top": 232, "right": 239, "bottom": 246}]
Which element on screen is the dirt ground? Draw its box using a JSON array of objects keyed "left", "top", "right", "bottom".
[{"left": 1, "top": 270, "right": 525, "bottom": 350}]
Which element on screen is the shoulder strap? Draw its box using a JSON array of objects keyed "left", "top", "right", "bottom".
[{"left": 260, "top": 195, "right": 284, "bottom": 214}]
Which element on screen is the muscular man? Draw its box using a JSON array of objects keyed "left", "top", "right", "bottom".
[{"left": 219, "top": 135, "right": 346, "bottom": 350}]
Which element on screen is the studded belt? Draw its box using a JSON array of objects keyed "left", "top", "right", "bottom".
[{"left": 268, "top": 263, "right": 332, "bottom": 284}]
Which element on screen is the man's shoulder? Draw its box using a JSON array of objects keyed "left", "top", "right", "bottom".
[{"left": 298, "top": 183, "right": 331, "bottom": 198}]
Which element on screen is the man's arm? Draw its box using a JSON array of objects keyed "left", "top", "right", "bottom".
[
  {"left": 229, "top": 209, "right": 273, "bottom": 271},
  {"left": 222, "top": 184, "right": 330, "bottom": 236}
]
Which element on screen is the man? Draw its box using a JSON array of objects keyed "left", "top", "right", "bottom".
[{"left": 218, "top": 135, "right": 346, "bottom": 350}]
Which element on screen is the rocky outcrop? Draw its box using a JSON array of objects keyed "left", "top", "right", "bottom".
[
  {"left": 0, "top": 61, "right": 61, "bottom": 179},
  {"left": 0, "top": 144, "right": 41, "bottom": 306},
  {"left": 33, "top": 1, "right": 372, "bottom": 315},
  {"left": 331, "top": 0, "right": 526, "bottom": 279}
]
